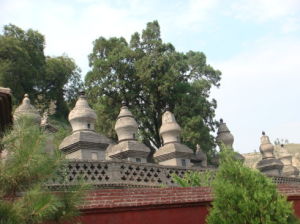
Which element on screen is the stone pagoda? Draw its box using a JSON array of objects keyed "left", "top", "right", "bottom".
[
  {"left": 106, "top": 101, "right": 150, "bottom": 163},
  {"left": 216, "top": 119, "right": 234, "bottom": 149},
  {"left": 256, "top": 131, "right": 283, "bottom": 175},
  {"left": 14, "top": 94, "right": 41, "bottom": 124},
  {"left": 153, "top": 107, "right": 193, "bottom": 167},
  {"left": 216, "top": 118, "right": 244, "bottom": 161},
  {"left": 277, "top": 144, "right": 299, "bottom": 177},
  {"left": 59, "top": 91, "right": 112, "bottom": 160},
  {"left": 191, "top": 144, "right": 207, "bottom": 167}
]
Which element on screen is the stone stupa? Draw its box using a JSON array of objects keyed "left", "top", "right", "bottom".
[
  {"left": 13, "top": 93, "right": 41, "bottom": 124},
  {"left": 277, "top": 144, "right": 299, "bottom": 177},
  {"left": 59, "top": 91, "right": 112, "bottom": 160},
  {"left": 216, "top": 118, "right": 244, "bottom": 161},
  {"left": 106, "top": 101, "right": 150, "bottom": 163},
  {"left": 256, "top": 131, "right": 283, "bottom": 175},
  {"left": 191, "top": 144, "right": 207, "bottom": 167},
  {"left": 153, "top": 106, "right": 193, "bottom": 167}
]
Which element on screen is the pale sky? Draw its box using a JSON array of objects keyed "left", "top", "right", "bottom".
[{"left": 1, "top": 0, "right": 300, "bottom": 153}]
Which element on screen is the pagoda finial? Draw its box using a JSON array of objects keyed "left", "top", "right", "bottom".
[
  {"left": 115, "top": 102, "right": 137, "bottom": 142},
  {"left": 160, "top": 109, "right": 181, "bottom": 145},
  {"left": 165, "top": 104, "right": 170, "bottom": 112},
  {"left": 79, "top": 90, "right": 85, "bottom": 96},
  {"left": 216, "top": 118, "right": 234, "bottom": 149},
  {"left": 259, "top": 132, "right": 274, "bottom": 159},
  {"left": 121, "top": 100, "right": 127, "bottom": 107},
  {"left": 68, "top": 91, "right": 96, "bottom": 132}
]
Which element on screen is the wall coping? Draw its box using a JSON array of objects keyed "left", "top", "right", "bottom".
[{"left": 79, "top": 184, "right": 300, "bottom": 213}]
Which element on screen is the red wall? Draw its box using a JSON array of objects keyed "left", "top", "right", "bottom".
[
  {"left": 81, "top": 205, "right": 210, "bottom": 224},
  {"left": 75, "top": 185, "right": 300, "bottom": 224},
  {"left": 290, "top": 196, "right": 300, "bottom": 218}
]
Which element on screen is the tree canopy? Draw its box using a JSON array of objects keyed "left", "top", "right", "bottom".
[
  {"left": 0, "top": 24, "right": 83, "bottom": 117},
  {"left": 85, "top": 20, "right": 221, "bottom": 158}
]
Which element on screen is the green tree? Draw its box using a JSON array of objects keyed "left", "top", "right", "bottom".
[
  {"left": 206, "top": 148, "right": 299, "bottom": 224},
  {"left": 0, "top": 24, "right": 83, "bottom": 117},
  {"left": 172, "top": 170, "right": 213, "bottom": 187},
  {"left": 0, "top": 117, "right": 86, "bottom": 224},
  {"left": 40, "top": 56, "right": 83, "bottom": 117},
  {"left": 0, "top": 24, "right": 45, "bottom": 102},
  {"left": 85, "top": 21, "right": 221, "bottom": 159}
]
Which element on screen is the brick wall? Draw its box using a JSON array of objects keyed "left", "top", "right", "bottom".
[
  {"left": 76, "top": 184, "right": 300, "bottom": 224},
  {"left": 82, "top": 187, "right": 213, "bottom": 210}
]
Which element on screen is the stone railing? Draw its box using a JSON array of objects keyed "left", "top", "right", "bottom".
[
  {"left": 47, "top": 160, "right": 213, "bottom": 189},
  {"left": 269, "top": 175, "right": 300, "bottom": 185},
  {"left": 46, "top": 160, "right": 300, "bottom": 189}
]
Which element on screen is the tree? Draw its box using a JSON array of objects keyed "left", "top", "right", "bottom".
[
  {"left": 0, "top": 117, "right": 86, "bottom": 224},
  {"left": 85, "top": 21, "right": 221, "bottom": 159},
  {"left": 0, "top": 24, "right": 45, "bottom": 103},
  {"left": 206, "top": 148, "right": 299, "bottom": 224},
  {"left": 40, "top": 56, "right": 83, "bottom": 117},
  {"left": 172, "top": 170, "right": 213, "bottom": 187},
  {"left": 0, "top": 24, "right": 83, "bottom": 117}
]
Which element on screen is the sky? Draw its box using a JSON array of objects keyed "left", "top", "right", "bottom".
[{"left": 1, "top": 0, "right": 300, "bottom": 154}]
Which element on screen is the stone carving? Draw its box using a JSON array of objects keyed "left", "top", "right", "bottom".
[
  {"left": 215, "top": 118, "right": 244, "bottom": 162},
  {"left": 256, "top": 132, "right": 283, "bottom": 175},
  {"left": 277, "top": 144, "right": 299, "bottom": 177},
  {"left": 14, "top": 94, "right": 41, "bottom": 124},
  {"left": 153, "top": 107, "right": 193, "bottom": 167},
  {"left": 47, "top": 160, "right": 212, "bottom": 189},
  {"left": 191, "top": 144, "right": 207, "bottom": 167},
  {"left": 46, "top": 160, "right": 300, "bottom": 189},
  {"left": 216, "top": 118, "right": 234, "bottom": 149},
  {"left": 59, "top": 91, "right": 112, "bottom": 160},
  {"left": 106, "top": 101, "right": 150, "bottom": 163}
]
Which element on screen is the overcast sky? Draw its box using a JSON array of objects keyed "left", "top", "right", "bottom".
[{"left": 1, "top": 0, "right": 300, "bottom": 154}]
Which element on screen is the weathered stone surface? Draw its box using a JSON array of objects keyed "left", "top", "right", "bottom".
[
  {"left": 159, "top": 110, "right": 181, "bottom": 145},
  {"left": 69, "top": 91, "right": 97, "bottom": 132},
  {"left": 154, "top": 109, "right": 193, "bottom": 167},
  {"left": 216, "top": 119, "right": 234, "bottom": 149},
  {"left": 14, "top": 94, "right": 41, "bottom": 124},
  {"left": 191, "top": 144, "right": 207, "bottom": 167},
  {"left": 46, "top": 160, "right": 300, "bottom": 189},
  {"left": 244, "top": 144, "right": 300, "bottom": 173},
  {"left": 154, "top": 143, "right": 194, "bottom": 162},
  {"left": 256, "top": 158, "right": 283, "bottom": 175},
  {"left": 215, "top": 118, "right": 244, "bottom": 163},
  {"left": 115, "top": 101, "right": 138, "bottom": 142},
  {"left": 277, "top": 145, "right": 299, "bottom": 177},
  {"left": 46, "top": 159, "right": 214, "bottom": 189},
  {"left": 256, "top": 132, "right": 283, "bottom": 175},
  {"left": 106, "top": 102, "right": 150, "bottom": 162},
  {"left": 106, "top": 140, "right": 150, "bottom": 160},
  {"left": 60, "top": 92, "right": 112, "bottom": 160}
]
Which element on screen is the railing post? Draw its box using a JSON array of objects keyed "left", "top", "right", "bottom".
[{"left": 107, "top": 161, "right": 121, "bottom": 185}]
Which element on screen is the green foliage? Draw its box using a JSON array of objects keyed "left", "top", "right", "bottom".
[
  {"left": 41, "top": 56, "right": 83, "bottom": 117},
  {"left": 172, "top": 171, "right": 213, "bottom": 187},
  {"left": 0, "top": 24, "right": 45, "bottom": 103},
  {"left": 0, "top": 117, "right": 86, "bottom": 224},
  {"left": 0, "top": 24, "right": 83, "bottom": 117},
  {"left": 85, "top": 21, "right": 221, "bottom": 157},
  {"left": 206, "top": 148, "right": 299, "bottom": 224}
]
